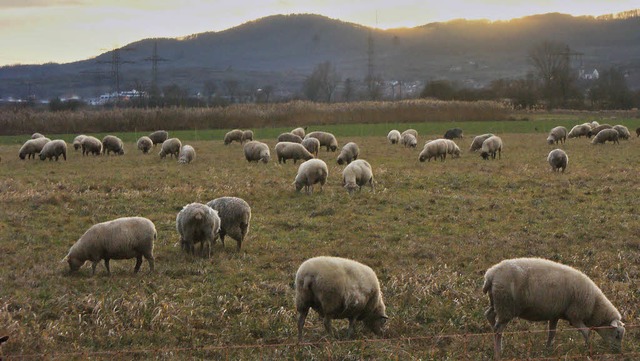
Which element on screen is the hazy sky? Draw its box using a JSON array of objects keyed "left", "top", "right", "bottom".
[{"left": 1, "top": 0, "right": 638, "bottom": 66}]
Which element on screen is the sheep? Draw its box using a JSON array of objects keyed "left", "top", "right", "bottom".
[
  {"left": 337, "top": 142, "right": 359, "bottom": 165},
  {"left": 159, "top": 138, "right": 182, "bottom": 159},
  {"left": 291, "top": 127, "right": 307, "bottom": 138},
  {"left": 39, "top": 139, "right": 67, "bottom": 161},
  {"left": 224, "top": 129, "right": 244, "bottom": 145},
  {"left": 546, "top": 126, "right": 567, "bottom": 145},
  {"left": 444, "top": 127, "right": 464, "bottom": 139},
  {"left": 243, "top": 141, "right": 271, "bottom": 163},
  {"left": 588, "top": 124, "right": 613, "bottom": 138},
  {"left": 81, "top": 136, "right": 102, "bottom": 156},
  {"left": 64, "top": 217, "right": 156, "bottom": 275},
  {"left": 102, "top": 135, "right": 125, "bottom": 155},
  {"left": 305, "top": 131, "right": 338, "bottom": 152},
  {"left": 401, "top": 133, "right": 417, "bottom": 148},
  {"left": 636, "top": 127, "right": 640, "bottom": 137},
  {"left": 242, "top": 129, "right": 254, "bottom": 143},
  {"left": 342, "top": 159, "right": 374, "bottom": 194},
  {"left": 294, "top": 159, "right": 328, "bottom": 194},
  {"left": 469, "top": 133, "right": 494, "bottom": 152},
  {"left": 444, "top": 139, "right": 461, "bottom": 158},
  {"left": 401, "top": 129, "right": 418, "bottom": 138},
  {"left": 483, "top": 257, "right": 625, "bottom": 360},
  {"left": 589, "top": 121, "right": 600, "bottom": 129},
  {"left": 567, "top": 124, "right": 591, "bottom": 138},
  {"left": 176, "top": 203, "right": 220, "bottom": 256},
  {"left": 72, "top": 135, "right": 87, "bottom": 151},
  {"left": 547, "top": 149, "right": 568, "bottom": 173},
  {"left": 277, "top": 132, "right": 303, "bottom": 143},
  {"left": 18, "top": 137, "right": 50, "bottom": 160},
  {"left": 480, "top": 135, "right": 503, "bottom": 160},
  {"left": 275, "top": 142, "right": 314, "bottom": 164},
  {"left": 612, "top": 125, "right": 631, "bottom": 140},
  {"left": 178, "top": 145, "right": 196, "bottom": 164},
  {"left": 419, "top": 139, "right": 448, "bottom": 162},
  {"left": 206, "top": 197, "right": 251, "bottom": 251},
  {"left": 31, "top": 132, "right": 45, "bottom": 139},
  {"left": 295, "top": 256, "right": 388, "bottom": 341},
  {"left": 387, "top": 130, "right": 401, "bottom": 144},
  {"left": 137, "top": 136, "right": 153, "bottom": 154},
  {"left": 591, "top": 129, "right": 619, "bottom": 145},
  {"left": 148, "top": 130, "right": 168, "bottom": 146},
  {"left": 301, "top": 137, "right": 320, "bottom": 157}
]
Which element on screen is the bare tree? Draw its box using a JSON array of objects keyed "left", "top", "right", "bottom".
[
  {"left": 528, "top": 40, "right": 581, "bottom": 108},
  {"left": 303, "top": 61, "right": 340, "bottom": 102}
]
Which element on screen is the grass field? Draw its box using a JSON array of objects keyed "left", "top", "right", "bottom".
[{"left": 0, "top": 122, "right": 639, "bottom": 359}]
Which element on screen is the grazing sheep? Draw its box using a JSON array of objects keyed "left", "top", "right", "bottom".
[
  {"left": 275, "top": 142, "right": 314, "bottom": 164},
  {"left": 39, "top": 139, "right": 67, "bottom": 161},
  {"left": 206, "top": 197, "right": 251, "bottom": 251},
  {"left": 176, "top": 203, "right": 220, "bottom": 256},
  {"left": 547, "top": 149, "right": 568, "bottom": 173},
  {"left": 148, "top": 130, "right": 169, "bottom": 146},
  {"left": 546, "top": 126, "right": 567, "bottom": 145},
  {"left": 81, "top": 136, "right": 102, "bottom": 156},
  {"left": 178, "top": 145, "right": 196, "bottom": 164},
  {"left": 337, "top": 142, "right": 359, "bottom": 165},
  {"left": 342, "top": 159, "right": 374, "bottom": 194},
  {"left": 294, "top": 159, "right": 328, "bottom": 194},
  {"left": 64, "top": 217, "right": 156, "bottom": 275},
  {"left": 636, "top": 127, "right": 640, "bottom": 137},
  {"left": 277, "top": 132, "right": 303, "bottom": 143},
  {"left": 588, "top": 124, "right": 613, "bottom": 138},
  {"left": 469, "top": 134, "right": 494, "bottom": 152},
  {"left": 159, "top": 138, "right": 182, "bottom": 159},
  {"left": 72, "top": 135, "right": 87, "bottom": 151},
  {"left": 291, "top": 127, "right": 307, "bottom": 138},
  {"left": 419, "top": 139, "right": 448, "bottom": 162},
  {"left": 612, "top": 125, "right": 631, "bottom": 140},
  {"left": 483, "top": 258, "right": 625, "bottom": 359},
  {"left": 401, "top": 133, "right": 418, "bottom": 148},
  {"left": 305, "top": 131, "right": 338, "bottom": 152},
  {"left": 444, "top": 127, "right": 464, "bottom": 139},
  {"left": 102, "top": 135, "right": 125, "bottom": 155},
  {"left": 224, "top": 129, "right": 244, "bottom": 145},
  {"left": 242, "top": 129, "right": 254, "bottom": 143},
  {"left": 31, "top": 132, "right": 45, "bottom": 139},
  {"left": 401, "top": 129, "right": 418, "bottom": 138},
  {"left": 568, "top": 124, "right": 591, "bottom": 138},
  {"left": 301, "top": 137, "right": 320, "bottom": 157},
  {"left": 295, "top": 256, "right": 388, "bottom": 340},
  {"left": 591, "top": 129, "right": 619, "bottom": 145},
  {"left": 18, "top": 137, "right": 50, "bottom": 160},
  {"left": 480, "top": 135, "right": 503, "bottom": 160},
  {"left": 590, "top": 121, "right": 600, "bottom": 129},
  {"left": 387, "top": 130, "right": 401, "bottom": 144},
  {"left": 243, "top": 141, "right": 271, "bottom": 163},
  {"left": 444, "top": 139, "right": 461, "bottom": 158},
  {"left": 137, "top": 136, "right": 153, "bottom": 154}
]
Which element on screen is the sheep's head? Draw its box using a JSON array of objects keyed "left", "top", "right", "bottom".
[
  {"left": 337, "top": 156, "right": 345, "bottom": 165},
  {"left": 596, "top": 320, "right": 625, "bottom": 352},
  {"left": 19, "top": 152, "right": 26, "bottom": 160},
  {"left": 364, "top": 313, "right": 388, "bottom": 336},
  {"left": 480, "top": 152, "right": 490, "bottom": 160},
  {"left": 419, "top": 154, "right": 427, "bottom": 162},
  {"left": 260, "top": 154, "right": 270, "bottom": 164},
  {"left": 117, "top": 148, "right": 125, "bottom": 155},
  {"left": 67, "top": 256, "right": 84, "bottom": 272},
  {"left": 344, "top": 182, "right": 359, "bottom": 194},
  {"left": 547, "top": 137, "right": 555, "bottom": 145},
  {"left": 39, "top": 153, "right": 47, "bottom": 160},
  {"left": 294, "top": 180, "right": 304, "bottom": 192},
  {"left": 452, "top": 149, "right": 461, "bottom": 158},
  {"left": 330, "top": 145, "right": 337, "bottom": 152}
]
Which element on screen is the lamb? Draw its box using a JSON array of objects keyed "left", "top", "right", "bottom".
[
  {"left": 72, "top": 135, "right": 87, "bottom": 151},
  {"left": 206, "top": 197, "right": 251, "bottom": 251},
  {"left": 469, "top": 133, "right": 494, "bottom": 152},
  {"left": 81, "top": 136, "right": 102, "bottom": 156},
  {"left": 18, "top": 137, "right": 50, "bottom": 160},
  {"left": 444, "top": 127, "right": 464, "bottom": 139},
  {"left": 304, "top": 131, "right": 338, "bottom": 152},
  {"left": 243, "top": 141, "right": 271, "bottom": 163},
  {"left": 224, "top": 129, "right": 244, "bottom": 145},
  {"left": 591, "top": 129, "right": 619, "bottom": 145},
  {"left": 242, "top": 129, "right": 254, "bottom": 143},
  {"left": 567, "top": 124, "right": 591, "bottom": 138},
  {"left": 301, "top": 137, "right": 320, "bottom": 157},
  {"left": 295, "top": 256, "right": 388, "bottom": 340},
  {"left": 178, "top": 145, "right": 196, "bottom": 164},
  {"left": 277, "top": 132, "right": 303, "bottom": 143},
  {"left": 176, "top": 203, "right": 220, "bottom": 257},
  {"left": 588, "top": 124, "right": 613, "bottom": 138},
  {"left": 31, "top": 132, "right": 45, "bottom": 139},
  {"left": 342, "top": 159, "right": 374, "bottom": 194},
  {"left": 480, "top": 135, "right": 503, "bottom": 160},
  {"left": 137, "top": 136, "right": 153, "bottom": 154},
  {"left": 64, "top": 217, "right": 156, "bottom": 275},
  {"left": 294, "top": 159, "right": 328, "bottom": 194},
  {"left": 291, "top": 127, "right": 307, "bottom": 138},
  {"left": 337, "top": 142, "right": 359, "bottom": 165},
  {"left": 546, "top": 126, "right": 567, "bottom": 145},
  {"left": 547, "top": 149, "right": 568, "bottom": 173},
  {"left": 401, "top": 133, "right": 417, "bottom": 148},
  {"left": 483, "top": 258, "right": 625, "bottom": 360},
  {"left": 387, "top": 130, "right": 401, "bottom": 144},
  {"left": 275, "top": 142, "right": 314, "bottom": 164},
  {"left": 612, "top": 125, "right": 631, "bottom": 140},
  {"left": 159, "top": 138, "right": 182, "bottom": 158},
  {"left": 148, "top": 130, "right": 168, "bottom": 146},
  {"left": 102, "top": 135, "right": 125, "bottom": 155},
  {"left": 419, "top": 139, "right": 448, "bottom": 162},
  {"left": 39, "top": 139, "right": 67, "bottom": 161}
]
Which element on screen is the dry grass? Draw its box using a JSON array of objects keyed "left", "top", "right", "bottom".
[{"left": 0, "top": 125, "right": 639, "bottom": 359}]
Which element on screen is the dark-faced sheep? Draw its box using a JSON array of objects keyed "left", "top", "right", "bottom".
[
  {"left": 588, "top": 124, "right": 613, "bottom": 138},
  {"left": 337, "top": 142, "right": 359, "bottom": 165},
  {"left": 480, "top": 136, "right": 502, "bottom": 160},
  {"left": 148, "top": 130, "right": 168, "bottom": 146},
  {"left": 206, "top": 197, "right": 251, "bottom": 251},
  {"left": 444, "top": 128, "right": 464, "bottom": 139},
  {"left": 387, "top": 130, "right": 401, "bottom": 144},
  {"left": 73, "top": 135, "right": 87, "bottom": 151}
]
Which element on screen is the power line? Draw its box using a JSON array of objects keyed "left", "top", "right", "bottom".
[{"left": 143, "top": 41, "right": 168, "bottom": 91}]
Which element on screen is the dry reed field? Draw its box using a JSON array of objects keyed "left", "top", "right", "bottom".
[{"left": 0, "top": 121, "right": 639, "bottom": 359}]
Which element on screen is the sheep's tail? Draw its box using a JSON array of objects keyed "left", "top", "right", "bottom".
[
  {"left": 194, "top": 209, "right": 203, "bottom": 221},
  {"left": 482, "top": 271, "right": 494, "bottom": 294},
  {"left": 302, "top": 275, "right": 315, "bottom": 291}
]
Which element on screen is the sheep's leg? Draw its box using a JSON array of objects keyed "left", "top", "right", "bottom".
[
  {"left": 144, "top": 253, "right": 155, "bottom": 272},
  {"left": 493, "top": 322, "right": 508, "bottom": 360},
  {"left": 570, "top": 320, "right": 591, "bottom": 347},
  {"left": 323, "top": 316, "right": 333, "bottom": 337},
  {"left": 104, "top": 259, "right": 111, "bottom": 274},
  {"left": 347, "top": 318, "right": 356, "bottom": 338},
  {"left": 219, "top": 233, "right": 226, "bottom": 248},
  {"left": 297, "top": 309, "right": 308, "bottom": 341},
  {"left": 547, "top": 319, "right": 559, "bottom": 348},
  {"left": 134, "top": 255, "right": 143, "bottom": 273}
]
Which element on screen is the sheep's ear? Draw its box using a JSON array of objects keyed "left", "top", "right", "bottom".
[{"left": 611, "top": 320, "right": 624, "bottom": 328}]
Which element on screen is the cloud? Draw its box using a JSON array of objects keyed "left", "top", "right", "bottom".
[{"left": 0, "top": 0, "right": 85, "bottom": 8}]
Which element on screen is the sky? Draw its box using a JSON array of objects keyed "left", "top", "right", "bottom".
[{"left": 1, "top": 0, "right": 638, "bottom": 66}]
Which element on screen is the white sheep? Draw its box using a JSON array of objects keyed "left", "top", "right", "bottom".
[
  {"left": 137, "top": 136, "right": 153, "bottom": 154},
  {"left": 547, "top": 149, "right": 568, "bottom": 173},
  {"left": 301, "top": 137, "right": 320, "bottom": 157},
  {"left": 444, "top": 139, "right": 461, "bottom": 158},
  {"left": 206, "top": 197, "right": 251, "bottom": 251},
  {"left": 39, "top": 139, "right": 67, "bottom": 161},
  {"left": 19, "top": 137, "right": 50, "bottom": 160},
  {"left": 480, "top": 135, "right": 503, "bottom": 160},
  {"left": 64, "top": 217, "right": 156, "bottom": 275},
  {"left": 72, "top": 135, "right": 87, "bottom": 151},
  {"left": 242, "top": 129, "right": 254, "bottom": 143},
  {"left": 568, "top": 124, "right": 591, "bottom": 138},
  {"left": 224, "top": 129, "right": 244, "bottom": 145},
  {"left": 294, "top": 159, "right": 328, "bottom": 194},
  {"left": 178, "top": 145, "right": 195, "bottom": 164},
  {"left": 277, "top": 132, "right": 303, "bottom": 143},
  {"left": 387, "top": 130, "right": 401, "bottom": 144},
  {"left": 401, "top": 133, "right": 418, "bottom": 148},
  {"left": 419, "top": 139, "right": 448, "bottom": 162},
  {"left": 612, "top": 125, "right": 631, "bottom": 140},
  {"left": 291, "top": 127, "right": 307, "bottom": 138},
  {"left": 469, "top": 134, "right": 494, "bottom": 152},
  {"left": 305, "top": 131, "right": 338, "bottom": 152},
  {"left": 159, "top": 138, "right": 182, "bottom": 158},
  {"left": 401, "top": 129, "right": 418, "bottom": 138},
  {"left": 31, "top": 132, "right": 45, "bottom": 139},
  {"left": 81, "top": 136, "right": 102, "bottom": 156},
  {"left": 483, "top": 258, "right": 625, "bottom": 359},
  {"left": 588, "top": 124, "right": 613, "bottom": 138},
  {"left": 176, "top": 203, "right": 220, "bottom": 257},
  {"left": 295, "top": 256, "right": 388, "bottom": 340},
  {"left": 546, "top": 126, "right": 567, "bottom": 145},
  {"left": 102, "top": 135, "right": 125, "bottom": 155},
  {"left": 243, "top": 141, "right": 271, "bottom": 163},
  {"left": 275, "top": 141, "right": 314, "bottom": 164},
  {"left": 148, "top": 130, "right": 168, "bottom": 146},
  {"left": 342, "top": 159, "right": 374, "bottom": 194},
  {"left": 591, "top": 129, "right": 619, "bottom": 145},
  {"left": 337, "top": 142, "right": 359, "bottom": 165}
]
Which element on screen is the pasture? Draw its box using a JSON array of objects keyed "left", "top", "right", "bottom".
[{"left": 0, "top": 122, "right": 639, "bottom": 359}]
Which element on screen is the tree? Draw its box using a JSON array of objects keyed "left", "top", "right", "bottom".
[
  {"left": 203, "top": 80, "right": 218, "bottom": 105},
  {"left": 420, "top": 80, "right": 455, "bottom": 100},
  {"left": 223, "top": 79, "right": 239, "bottom": 102},
  {"left": 162, "top": 84, "right": 188, "bottom": 107},
  {"left": 342, "top": 78, "right": 354, "bottom": 102},
  {"left": 528, "top": 40, "right": 581, "bottom": 108},
  {"left": 588, "top": 67, "right": 634, "bottom": 109},
  {"left": 303, "top": 61, "right": 340, "bottom": 102}
]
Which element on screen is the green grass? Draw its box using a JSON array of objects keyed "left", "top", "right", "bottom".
[{"left": 0, "top": 125, "right": 639, "bottom": 359}]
